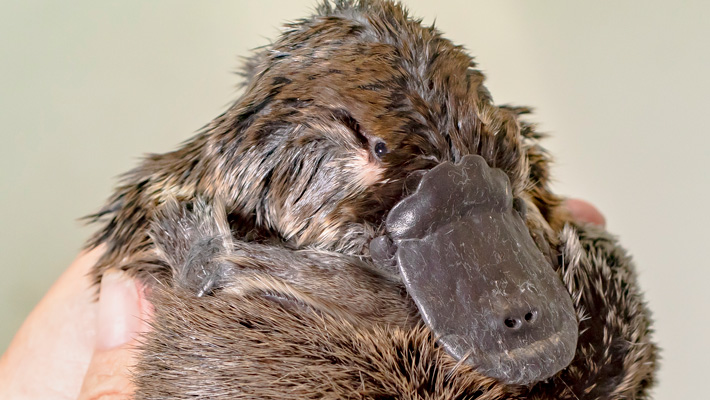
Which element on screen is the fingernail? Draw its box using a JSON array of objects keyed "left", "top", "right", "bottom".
[{"left": 96, "top": 270, "right": 142, "bottom": 350}]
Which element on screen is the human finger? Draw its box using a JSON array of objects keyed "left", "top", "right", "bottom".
[
  {"left": 0, "top": 247, "right": 104, "bottom": 399},
  {"left": 77, "top": 270, "right": 151, "bottom": 400},
  {"left": 564, "top": 198, "right": 606, "bottom": 227}
]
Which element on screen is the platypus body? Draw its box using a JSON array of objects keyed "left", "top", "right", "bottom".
[{"left": 87, "top": 1, "right": 657, "bottom": 398}]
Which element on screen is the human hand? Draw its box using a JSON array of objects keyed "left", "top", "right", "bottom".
[{"left": 0, "top": 247, "right": 151, "bottom": 400}]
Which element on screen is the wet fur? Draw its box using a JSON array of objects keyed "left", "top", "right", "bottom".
[{"left": 86, "top": 1, "right": 657, "bottom": 398}]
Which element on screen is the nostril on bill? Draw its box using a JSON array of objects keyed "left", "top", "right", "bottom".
[
  {"left": 504, "top": 317, "right": 522, "bottom": 329},
  {"left": 503, "top": 310, "right": 538, "bottom": 330},
  {"left": 524, "top": 310, "right": 538, "bottom": 323}
]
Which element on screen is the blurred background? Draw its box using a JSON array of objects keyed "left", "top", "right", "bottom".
[{"left": 1, "top": 1, "right": 708, "bottom": 397}]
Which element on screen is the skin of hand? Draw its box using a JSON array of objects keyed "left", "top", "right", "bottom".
[
  {"left": 0, "top": 245, "right": 152, "bottom": 400},
  {"left": 0, "top": 199, "right": 603, "bottom": 400},
  {"left": 564, "top": 198, "right": 606, "bottom": 227}
]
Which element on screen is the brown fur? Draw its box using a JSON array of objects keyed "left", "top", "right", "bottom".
[
  {"left": 86, "top": 1, "right": 657, "bottom": 398},
  {"left": 135, "top": 219, "right": 654, "bottom": 399}
]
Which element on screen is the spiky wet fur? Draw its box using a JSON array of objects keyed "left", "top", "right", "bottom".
[
  {"left": 86, "top": 1, "right": 657, "bottom": 398},
  {"left": 135, "top": 202, "right": 655, "bottom": 399}
]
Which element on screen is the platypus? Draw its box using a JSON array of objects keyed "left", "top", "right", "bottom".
[{"left": 87, "top": 1, "right": 657, "bottom": 398}]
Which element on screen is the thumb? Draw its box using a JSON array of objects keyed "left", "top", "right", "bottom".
[{"left": 78, "top": 270, "right": 151, "bottom": 400}]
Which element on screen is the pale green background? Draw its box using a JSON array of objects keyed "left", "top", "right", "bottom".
[{"left": 1, "top": 1, "right": 708, "bottom": 398}]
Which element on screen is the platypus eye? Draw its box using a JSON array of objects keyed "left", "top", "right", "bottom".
[{"left": 374, "top": 141, "right": 389, "bottom": 159}]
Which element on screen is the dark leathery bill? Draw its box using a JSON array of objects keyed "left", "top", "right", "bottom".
[{"left": 371, "top": 155, "right": 578, "bottom": 385}]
